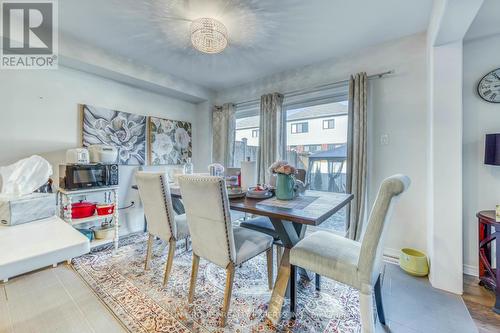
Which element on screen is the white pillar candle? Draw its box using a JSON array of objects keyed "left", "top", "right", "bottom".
[{"left": 240, "top": 161, "right": 257, "bottom": 191}]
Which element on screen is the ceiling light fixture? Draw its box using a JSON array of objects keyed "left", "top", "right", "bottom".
[{"left": 190, "top": 18, "right": 228, "bottom": 54}]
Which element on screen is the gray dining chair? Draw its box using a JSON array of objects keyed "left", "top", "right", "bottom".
[
  {"left": 288, "top": 174, "right": 410, "bottom": 333},
  {"left": 178, "top": 175, "right": 274, "bottom": 327},
  {"left": 135, "top": 172, "right": 190, "bottom": 286}
]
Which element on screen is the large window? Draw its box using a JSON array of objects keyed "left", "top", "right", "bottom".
[
  {"left": 286, "top": 100, "right": 349, "bottom": 233},
  {"left": 234, "top": 115, "right": 260, "bottom": 167},
  {"left": 285, "top": 101, "right": 348, "bottom": 193}
]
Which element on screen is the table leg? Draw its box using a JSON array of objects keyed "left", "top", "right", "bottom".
[
  {"left": 267, "top": 248, "right": 291, "bottom": 325},
  {"left": 267, "top": 218, "right": 307, "bottom": 324}
]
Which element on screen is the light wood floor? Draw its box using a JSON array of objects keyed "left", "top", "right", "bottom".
[
  {"left": 463, "top": 274, "right": 500, "bottom": 333},
  {"left": 0, "top": 263, "right": 126, "bottom": 333}
]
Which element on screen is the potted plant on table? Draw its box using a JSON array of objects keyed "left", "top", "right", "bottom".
[{"left": 269, "top": 161, "right": 297, "bottom": 200}]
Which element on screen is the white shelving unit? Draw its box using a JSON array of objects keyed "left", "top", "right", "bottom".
[{"left": 57, "top": 186, "right": 119, "bottom": 250}]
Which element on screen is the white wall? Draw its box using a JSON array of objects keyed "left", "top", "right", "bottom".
[
  {"left": 0, "top": 66, "right": 211, "bottom": 233},
  {"left": 463, "top": 33, "right": 500, "bottom": 276},
  {"left": 427, "top": 40, "right": 464, "bottom": 294},
  {"left": 217, "top": 33, "right": 429, "bottom": 258}
]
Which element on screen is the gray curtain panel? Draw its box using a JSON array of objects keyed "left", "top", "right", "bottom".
[
  {"left": 346, "top": 72, "right": 368, "bottom": 241},
  {"left": 257, "top": 93, "right": 285, "bottom": 184},
  {"left": 212, "top": 103, "right": 236, "bottom": 167}
]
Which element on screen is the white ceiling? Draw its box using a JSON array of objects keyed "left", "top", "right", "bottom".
[
  {"left": 465, "top": 0, "right": 500, "bottom": 41},
  {"left": 59, "top": 0, "right": 434, "bottom": 90}
]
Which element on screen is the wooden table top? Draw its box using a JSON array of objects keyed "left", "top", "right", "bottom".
[
  {"left": 170, "top": 185, "right": 353, "bottom": 226},
  {"left": 477, "top": 210, "right": 499, "bottom": 225}
]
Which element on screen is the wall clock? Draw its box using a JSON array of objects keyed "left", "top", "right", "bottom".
[{"left": 477, "top": 68, "right": 500, "bottom": 103}]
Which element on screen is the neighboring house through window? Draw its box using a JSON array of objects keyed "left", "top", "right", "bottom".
[{"left": 251, "top": 129, "right": 259, "bottom": 137}]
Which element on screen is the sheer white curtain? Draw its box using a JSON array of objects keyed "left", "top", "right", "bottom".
[
  {"left": 257, "top": 93, "right": 285, "bottom": 183},
  {"left": 346, "top": 72, "right": 368, "bottom": 241},
  {"left": 212, "top": 103, "right": 236, "bottom": 167}
]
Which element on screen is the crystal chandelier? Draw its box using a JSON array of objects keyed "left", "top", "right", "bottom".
[{"left": 190, "top": 18, "right": 228, "bottom": 54}]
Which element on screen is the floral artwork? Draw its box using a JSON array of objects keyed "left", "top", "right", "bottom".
[
  {"left": 82, "top": 105, "right": 146, "bottom": 165},
  {"left": 149, "top": 116, "right": 192, "bottom": 165}
]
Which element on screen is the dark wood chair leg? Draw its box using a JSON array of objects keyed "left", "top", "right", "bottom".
[
  {"left": 315, "top": 273, "right": 321, "bottom": 291},
  {"left": 290, "top": 264, "right": 297, "bottom": 318},
  {"left": 374, "top": 274, "right": 386, "bottom": 325}
]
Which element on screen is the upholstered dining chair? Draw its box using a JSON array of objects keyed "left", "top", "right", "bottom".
[
  {"left": 288, "top": 174, "right": 410, "bottom": 333},
  {"left": 135, "top": 172, "right": 190, "bottom": 287},
  {"left": 178, "top": 175, "right": 274, "bottom": 327}
]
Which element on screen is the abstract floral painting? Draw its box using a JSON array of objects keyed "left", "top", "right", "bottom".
[
  {"left": 82, "top": 104, "right": 146, "bottom": 165},
  {"left": 149, "top": 116, "right": 192, "bottom": 165}
]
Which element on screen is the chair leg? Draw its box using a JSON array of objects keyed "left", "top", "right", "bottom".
[
  {"left": 315, "top": 273, "right": 321, "bottom": 291},
  {"left": 290, "top": 264, "right": 297, "bottom": 318},
  {"left": 220, "top": 263, "right": 235, "bottom": 327},
  {"left": 184, "top": 237, "right": 190, "bottom": 252},
  {"left": 163, "top": 239, "right": 176, "bottom": 286},
  {"left": 188, "top": 254, "right": 200, "bottom": 303},
  {"left": 144, "top": 234, "right": 154, "bottom": 270},
  {"left": 359, "top": 290, "right": 375, "bottom": 333},
  {"left": 374, "top": 275, "right": 386, "bottom": 325},
  {"left": 266, "top": 248, "right": 291, "bottom": 325},
  {"left": 266, "top": 247, "right": 273, "bottom": 290}
]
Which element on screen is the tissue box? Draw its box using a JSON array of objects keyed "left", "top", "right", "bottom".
[{"left": 0, "top": 193, "right": 56, "bottom": 226}]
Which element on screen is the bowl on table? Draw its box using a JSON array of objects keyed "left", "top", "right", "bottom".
[
  {"left": 227, "top": 186, "right": 246, "bottom": 199},
  {"left": 246, "top": 185, "right": 273, "bottom": 199}
]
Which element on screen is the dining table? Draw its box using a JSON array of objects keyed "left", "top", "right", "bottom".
[{"left": 166, "top": 184, "right": 354, "bottom": 323}]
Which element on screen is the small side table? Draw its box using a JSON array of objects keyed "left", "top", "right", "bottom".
[{"left": 477, "top": 210, "right": 500, "bottom": 314}]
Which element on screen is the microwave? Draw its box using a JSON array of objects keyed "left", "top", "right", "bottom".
[{"left": 59, "top": 164, "right": 119, "bottom": 190}]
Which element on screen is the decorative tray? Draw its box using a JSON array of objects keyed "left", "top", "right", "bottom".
[{"left": 246, "top": 191, "right": 273, "bottom": 199}]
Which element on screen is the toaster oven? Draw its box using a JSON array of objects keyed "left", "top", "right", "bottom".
[{"left": 59, "top": 164, "right": 119, "bottom": 190}]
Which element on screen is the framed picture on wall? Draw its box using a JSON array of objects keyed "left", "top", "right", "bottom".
[
  {"left": 81, "top": 104, "right": 147, "bottom": 165},
  {"left": 149, "top": 116, "right": 192, "bottom": 165}
]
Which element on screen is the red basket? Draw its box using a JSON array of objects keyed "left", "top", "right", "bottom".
[
  {"left": 69, "top": 202, "right": 96, "bottom": 219},
  {"left": 96, "top": 203, "right": 115, "bottom": 216}
]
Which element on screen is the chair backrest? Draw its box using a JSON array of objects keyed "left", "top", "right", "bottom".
[
  {"left": 296, "top": 169, "right": 307, "bottom": 183},
  {"left": 357, "top": 174, "right": 410, "bottom": 286},
  {"left": 136, "top": 172, "right": 177, "bottom": 241},
  {"left": 178, "top": 175, "right": 236, "bottom": 268}
]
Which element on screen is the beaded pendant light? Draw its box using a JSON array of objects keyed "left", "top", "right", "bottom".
[{"left": 190, "top": 18, "right": 228, "bottom": 54}]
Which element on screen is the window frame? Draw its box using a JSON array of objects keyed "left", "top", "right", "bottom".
[
  {"left": 291, "top": 121, "right": 309, "bottom": 134},
  {"left": 251, "top": 129, "right": 259, "bottom": 138},
  {"left": 322, "top": 118, "right": 336, "bottom": 129}
]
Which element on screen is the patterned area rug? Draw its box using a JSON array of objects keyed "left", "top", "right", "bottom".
[{"left": 72, "top": 233, "right": 361, "bottom": 332}]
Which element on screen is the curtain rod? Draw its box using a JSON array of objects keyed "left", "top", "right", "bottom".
[{"left": 234, "top": 70, "right": 395, "bottom": 108}]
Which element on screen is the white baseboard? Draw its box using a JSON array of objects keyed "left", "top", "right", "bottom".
[
  {"left": 384, "top": 247, "right": 479, "bottom": 278},
  {"left": 383, "top": 247, "right": 400, "bottom": 264},
  {"left": 463, "top": 264, "right": 478, "bottom": 277}
]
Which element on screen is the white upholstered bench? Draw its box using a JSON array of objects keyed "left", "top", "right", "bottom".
[{"left": 0, "top": 216, "right": 90, "bottom": 282}]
